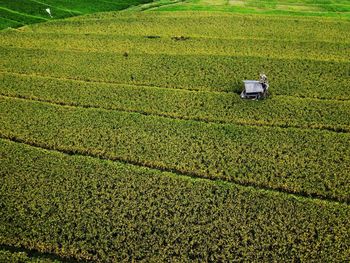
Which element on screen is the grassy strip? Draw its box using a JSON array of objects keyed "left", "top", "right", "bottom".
[
  {"left": 1, "top": 73, "right": 349, "bottom": 133},
  {"left": 1, "top": 97, "right": 349, "bottom": 202},
  {"left": 1, "top": 46, "right": 349, "bottom": 100},
  {"left": 1, "top": 138, "right": 350, "bottom": 262},
  {"left": 1, "top": 31, "right": 348, "bottom": 62},
  {"left": 31, "top": 12, "right": 350, "bottom": 43}
]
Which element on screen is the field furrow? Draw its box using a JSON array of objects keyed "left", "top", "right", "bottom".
[{"left": 1, "top": 97, "right": 349, "bottom": 203}]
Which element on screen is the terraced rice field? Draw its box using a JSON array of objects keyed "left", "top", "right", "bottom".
[
  {"left": 0, "top": 0, "right": 152, "bottom": 29},
  {"left": 1, "top": 7, "right": 350, "bottom": 263}
]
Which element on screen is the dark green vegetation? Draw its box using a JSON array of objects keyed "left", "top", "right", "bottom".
[
  {"left": 0, "top": 245, "right": 63, "bottom": 263},
  {"left": 0, "top": 0, "right": 152, "bottom": 29},
  {"left": 0, "top": 7, "right": 350, "bottom": 263}
]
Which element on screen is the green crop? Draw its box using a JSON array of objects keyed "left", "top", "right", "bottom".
[
  {"left": 1, "top": 73, "right": 349, "bottom": 133},
  {"left": 0, "top": 17, "right": 23, "bottom": 29},
  {"left": 2, "top": 13, "right": 349, "bottom": 100},
  {"left": 1, "top": 10, "right": 349, "bottom": 262},
  {"left": 1, "top": 13, "right": 349, "bottom": 100},
  {"left": 0, "top": 8, "right": 47, "bottom": 27},
  {"left": 1, "top": 97, "right": 349, "bottom": 203},
  {"left": 0, "top": 0, "right": 153, "bottom": 29},
  {"left": 1, "top": 47, "right": 349, "bottom": 100},
  {"left": 27, "top": 12, "right": 350, "bottom": 42},
  {"left": 1, "top": 30, "right": 348, "bottom": 62},
  {"left": 1, "top": 139, "right": 350, "bottom": 262}
]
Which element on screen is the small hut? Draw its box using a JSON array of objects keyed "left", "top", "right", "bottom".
[{"left": 240, "top": 75, "right": 269, "bottom": 100}]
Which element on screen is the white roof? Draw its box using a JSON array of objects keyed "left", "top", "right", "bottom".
[{"left": 243, "top": 80, "right": 263, "bottom": 93}]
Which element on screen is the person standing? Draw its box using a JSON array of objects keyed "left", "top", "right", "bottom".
[{"left": 259, "top": 73, "right": 268, "bottom": 92}]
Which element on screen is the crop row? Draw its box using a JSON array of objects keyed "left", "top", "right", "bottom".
[
  {"left": 1, "top": 138, "right": 350, "bottom": 262},
  {"left": 1, "top": 73, "right": 349, "bottom": 132},
  {"left": 27, "top": 12, "right": 350, "bottom": 43},
  {"left": 1, "top": 47, "right": 349, "bottom": 100},
  {"left": 1, "top": 97, "right": 349, "bottom": 202},
  {"left": 1, "top": 31, "right": 348, "bottom": 62}
]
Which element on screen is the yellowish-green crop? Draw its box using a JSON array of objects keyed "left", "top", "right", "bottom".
[
  {"left": 1, "top": 139, "right": 350, "bottom": 262},
  {"left": 1, "top": 73, "right": 349, "bottom": 133},
  {"left": 0, "top": 10, "right": 349, "bottom": 262},
  {"left": 1, "top": 96, "right": 349, "bottom": 203}
]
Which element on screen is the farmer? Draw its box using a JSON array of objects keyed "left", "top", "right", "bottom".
[{"left": 259, "top": 73, "right": 268, "bottom": 92}]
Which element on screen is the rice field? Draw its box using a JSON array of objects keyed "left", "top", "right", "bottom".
[{"left": 0, "top": 2, "right": 349, "bottom": 262}]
